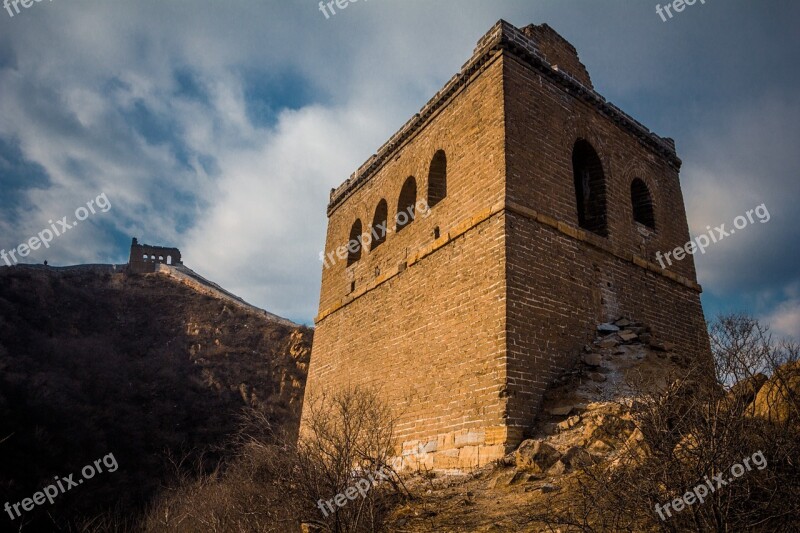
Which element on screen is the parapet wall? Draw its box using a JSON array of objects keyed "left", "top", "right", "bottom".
[
  {"left": 154, "top": 264, "right": 296, "bottom": 327},
  {"left": 326, "top": 20, "right": 679, "bottom": 217}
]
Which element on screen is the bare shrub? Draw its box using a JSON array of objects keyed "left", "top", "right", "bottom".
[
  {"left": 711, "top": 313, "right": 794, "bottom": 385},
  {"left": 139, "top": 385, "right": 409, "bottom": 532},
  {"left": 142, "top": 439, "right": 302, "bottom": 532},
  {"left": 295, "top": 384, "right": 410, "bottom": 532}
]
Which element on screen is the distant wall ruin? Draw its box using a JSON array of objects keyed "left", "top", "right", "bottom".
[{"left": 128, "top": 238, "right": 182, "bottom": 274}]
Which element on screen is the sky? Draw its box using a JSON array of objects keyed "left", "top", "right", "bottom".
[{"left": 0, "top": 0, "right": 798, "bottom": 335}]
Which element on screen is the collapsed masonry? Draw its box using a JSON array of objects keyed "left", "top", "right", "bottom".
[{"left": 399, "top": 318, "right": 682, "bottom": 473}]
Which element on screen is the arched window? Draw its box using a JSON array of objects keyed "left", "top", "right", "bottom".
[
  {"left": 142, "top": 254, "right": 148, "bottom": 260},
  {"left": 572, "top": 139, "right": 608, "bottom": 237},
  {"left": 346, "top": 219, "right": 363, "bottom": 267},
  {"left": 396, "top": 177, "right": 417, "bottom": 232},
  {"left": 631, "top": 178, "right": 655, "bottom": 229},
  {"left": 166, "top": 255, "right": 172, "bottom": 265},
  {"left": 427, "top": 150, "right": 447, "bottom": 207},
  {"left": 371, "top": 199, "right": 388, "bottom": 250}
]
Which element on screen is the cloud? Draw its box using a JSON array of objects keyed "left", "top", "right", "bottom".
[
  {"left": 681, "top": 94, "right": 800, "bottom": 295},
  {"left": 766, "top": 301, "right": 800, "bottom": 340},
  {"left": 0, "top": 1, "right": 797, "bottom": 324},
  {"left": 760, "top": 283, "right": 800, "bottom": 340},
  {"left": 180, "top": 102, "right": 387, "bottom": 321}
]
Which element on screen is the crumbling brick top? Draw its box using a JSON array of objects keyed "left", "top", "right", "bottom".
[{"left": 327, "top": 20, "right": 681, "bottom": 216}]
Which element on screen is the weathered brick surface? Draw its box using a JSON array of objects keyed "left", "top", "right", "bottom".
[
  {"left": 501, "top": 36, "right": 710, "bottom": 432},
  {"left": 317, "top": 52, "right": 506, "bottom": 315},
  {"left": 503, "top": 212, "right": 710, "bottom": 431},
  {"left": 519, "top": 23, "right": 593, "bottom": 89},
  {"left": 304, "top": 20, "right": 711, "bottom": 469}
]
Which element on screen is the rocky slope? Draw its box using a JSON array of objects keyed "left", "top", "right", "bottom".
[{"left": 0, "top": 265, "right": 311, "bottom": 530}]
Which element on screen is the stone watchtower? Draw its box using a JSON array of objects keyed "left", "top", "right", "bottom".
[
  {"left": 128, "top": 237, "right": 182, "bottom": 274},
  {"left": 303, "top": 21, "right": 710, "bottom": 469}
]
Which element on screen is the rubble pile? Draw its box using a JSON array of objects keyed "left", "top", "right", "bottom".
[{"left": 491, "top": 318, "right": 684, "bottom": 493}]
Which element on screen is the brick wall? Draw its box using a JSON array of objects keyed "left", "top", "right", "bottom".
[
  {"left": 504, "top": 212, "right": 710, "bottom": 433},
  {"left": 307, "top": 52, "right": 514, "bottom": 468},
  {"left": 502, "top": 34, "right": 709, "bottom": 436},
  {"left": 317, "top": 51, "right": 506, "bottom": 315},
  {"left": 519, "top": 23, "right": 593, "bottom": 89},
  {"left": 503, "top": 51, "right": 697, "bottom": 283},
  {"left": 310, "top": 213, "right": 509, "bottom": 468}
]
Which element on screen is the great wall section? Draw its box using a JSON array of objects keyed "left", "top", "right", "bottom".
[{"left": 8, "top": 241, "right": 296, "bottom": 328}]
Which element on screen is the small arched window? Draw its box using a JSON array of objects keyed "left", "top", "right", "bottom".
[
  {"left": 166, "top": 255, "right": 172, "bottom": 265},
  {"left": 371, "top": 200, "right": 388, "bottom": 250},
  {"left": 572, "top": 139, "right": 608, "bottom": 237},
  {"left": 427, "top": 150, "right": 447, "bottom": 207},
  {"left": 396, "top": 177, "right": 417, "bottom": 232},
  {"left": 346, "top": 219, "right": 363, "bottom": 267},
  {"left": 631, "top": 178, "right": 655, "bottom": 229}
]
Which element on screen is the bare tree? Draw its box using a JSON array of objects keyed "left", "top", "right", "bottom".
[{"left": 711, "top": 313, "right": 788, "bottom": 386}]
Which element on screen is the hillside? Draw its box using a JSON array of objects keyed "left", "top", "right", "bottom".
[
  {"left": 0, "top": 265, "right": 311, "bottom": 530},
  {"left": 383, "top": 321, "right": 800, "bottom": 532},
  {"left": 137, "top": 316, "right": 798, "bottom": 532},
  {"left": 2, "top": 265, "right": 796, "bottom": 532}
]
